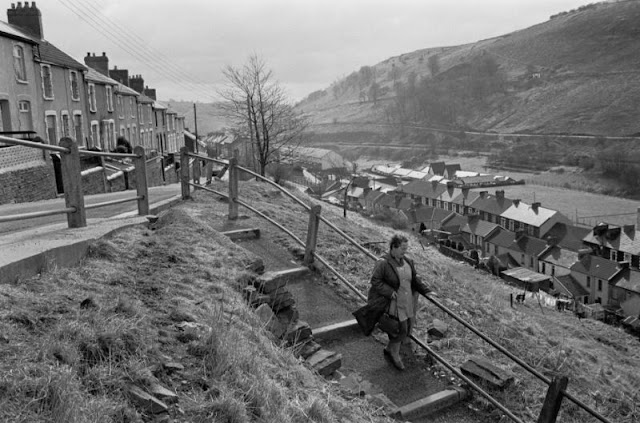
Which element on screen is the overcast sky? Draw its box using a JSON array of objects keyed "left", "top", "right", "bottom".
[{"left": 37, "top": 0, "right": 590, "bottom": 103}]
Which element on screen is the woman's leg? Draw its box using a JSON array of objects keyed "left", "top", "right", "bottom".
[{"left": 386, "top": 320, "right": 409, "bottom": 370}]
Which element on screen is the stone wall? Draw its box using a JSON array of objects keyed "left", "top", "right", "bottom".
[
  {"left": 81, "top": 167, "right": 107, "bottom": 196},
  {"left": 107, "top": 172, "right": 126, "bottom": 192},
  {"left": 0, "top": 163, "right": 57, "bottom": 204},
  {"left": 0, "top": 146, "right": 57, "bottom": 204}
]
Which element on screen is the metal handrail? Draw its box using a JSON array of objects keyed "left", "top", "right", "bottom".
[
  {"left": 85, "top": 196, "right": 142, "bottom": 210},
  {"left": 0, "top": 135, "right": 69, "bottom": 153},
  {"left": 0, "top": 207, "right": 76, "bottom": 223},
  {"left": 80, "top": 150, "right": 139, "bottom": 159},
  {"left": 186, "top": 152, "right": 228, "bottom": 166}
]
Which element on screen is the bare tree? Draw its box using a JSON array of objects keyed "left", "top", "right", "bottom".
[{"left": 218, "top": 54, "right": 308, "bottom": 176}]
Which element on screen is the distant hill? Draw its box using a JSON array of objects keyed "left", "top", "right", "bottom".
[
  {"left": 296, "top": 1, "right": 640, "bottom": 138},
  {"left": 162, "top": 100, "right": 232, "bottom": 136}
]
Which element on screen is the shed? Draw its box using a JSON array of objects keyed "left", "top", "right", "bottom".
[{"left": 501, "top": 267, "right": 551, "bottom": 292}]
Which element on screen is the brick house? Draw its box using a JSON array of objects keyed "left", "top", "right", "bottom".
[
  {"left": 459, "top": 214, "right": 500, "bottom": 255},
  {"left": 0, "top": 18, "right": 41, "bottom": 138},
  {"left": 484, "top": 227, "right": 548, "bottom": 271},
  {"left": 582, "top": 220, "right": 640, "bottom": 270},
  {"left": 397, "top": 179, "right": 447, "bottom": 208},
  {"left": 570, "top": 253, "right": 625, "bottom": 305},
  {"left": 500, "top": 200, "right": 572, "bottom": 239},
  {"left": 468, "top": 190, "right": 513, "bottom": 225},
  {"left": 610, "top": 269, "right": 640, "bottom": 317},
  {"left": 537, "top": 222, "right": 590, "bottom": 277},
  {"left": 83, "top": 67, "right": 118, "bottom": 150},
  {"left": 451, "top": 188, "right": 481, "bottom": 215},
  {"left": 7, "top": 3, "right": 90, "bottom": 146}
]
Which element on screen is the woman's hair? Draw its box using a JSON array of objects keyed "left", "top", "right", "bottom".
[{"left": 389, "top": 234, "right": 408, "bottom": 250}]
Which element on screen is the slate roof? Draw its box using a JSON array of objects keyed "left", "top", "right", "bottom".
[
  {"left": 570, "top": 254, "right": 624, "bottom": 280},
  {"left": 502, "top": 267, "right": 551, "bottom": 283},
  {"left": 399, "top": 180, "right": 446, "bottom": 199},
  {"left": 116, "top": 83, "right": 139, "bottom": 97},
  {"left": 429, "top": 161, "right": 446, "bottom": 175},
  {"left": 444, "top": 164, "right": 461, "bottom": 177},
  {"left": 437, "top": 186, "right": 462, "bottom": 202},
  {"left": 451, "top": 189, "right": 482, "bottom": 206},
  {"left": 361, "top": 190, "right": 384, "bottom": 204},
  {"left": 485, "top": 228, "right": 548, "bottom": 256},
  {"left": 543, "top": 222, "right": 590, "bottom": 252},
  {"left": 441, "top": 213, "right": 467, "bottom": 234},
  {"left": 582, "top": 225, "right": 640, "bottom": 255},
  {"left": 613, "top": 268, "right": 640, "bottom": 295},
  {"left": 395, "top": 197, "right": 413, "bottom": 211},
  {"left": 469, "top": 193, "right": 513, "bottom": 216},
  {"left": 378, "top": 193, "right": 395, "bottom": 208},
  {"left": 85, "top": 67, "right": 118, "bottom": 85},
  {"left": 0, "top": 20, "right": 37, "bottom": 43},
  {"left": 406, "top": 206, "right": 452, "bottom": 226},
  {"left": 461, "top": 218, "right": 500, "bottom": 238},
  {"left": 35, "top": 40, "right": 86, "bottom": 70},
  {"left": 555, "top": 274, "right": 589, "bottom": 298},
  {"left": 454, "top": 175, "right": 499, "bottom": 185},
  {"left": 137, "top": 94, "right": 155, "bottom": 104},
  {"left": 538, "top": 246, "right": 579, "bottom": 269},
  {"left": 501, "top": 201, "right": 567, "bottom": 228}
]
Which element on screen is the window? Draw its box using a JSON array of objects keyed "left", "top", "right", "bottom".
[
  {"left": 129, "top": 98, "right": 135, "bottom": 117},
  {"left": 541, "top": 262, "right": 546, "bottom": 273},
  {"left": 18, "top": 101, "right": 29, "bottom": 112},
  {"left": 87, "top": 83, "right": 97, "bottom": 112},
  {"left": 586, "top": 276, "right": 591, "bottom": 288},
  {"left": 73, "top": 112, "right": 84, "bottom": 147},
  {"left": 106, "top": 86, "right": 114, "bottom": 112},
  {"left": 147, "top": 105, "right": 152, "bottom": 123},
  {"left": 69, "top": 71, "right": 80, "bottom": 100},
  {"left": 90, "top": 120, "right": 100, "bottom": 149},
  {"left": 509, "top": 220, "right": 515, "bottom": 231},
  {"left": 520, "top": 254, "right": 525, "bottom": 264},
  {"left": 13, "top": 45, "right": 27, "bottom": 82},
  {"left": 624, "top": 253, "right": 631, "bottom": 263},
  {"left": 597, "top": 279, "right": 603, "bottom": 292},
  {"left": 610, "top": 250, "right": 617, "bottom": 261},
  {"left": 45, "top": 112, "right": 58, "bottom": 145},
  {"left": 41, "top": 65, "right": 53, "bottom": 99},
  {"left": 551, "top": 266, "right": 555, "bottom": 276},
  {"left": 530, "top": 257, "right": 534, "bottom": 268},
  {"left": 117, "top": 95, "right": 123, "bottom": 118},
  {"left": 500, "top": 217, "right": 507, "bottom": 228},
  {"left": 61, "top": 112, "right": 70, "bottom": 138},
  {"left": 138, "top": 104, "right": 144, "bottom": 124}
]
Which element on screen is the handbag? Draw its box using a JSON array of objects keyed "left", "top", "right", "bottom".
[{"left": 377, "top": 298, "right": 400, "bottom": 336}]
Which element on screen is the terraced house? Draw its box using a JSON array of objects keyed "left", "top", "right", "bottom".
[
  {"left": 0, "top": 16, "right": 41, "bottom": 138},
  {"left": 7, "top": 2, "right": 89, "bottom": 146}
]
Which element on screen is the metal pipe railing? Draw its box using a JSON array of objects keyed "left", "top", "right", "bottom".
[
  {"left": 0, "top": 135, "right": 69, "bottom": 153},
  {"left": 80, "top": 150, "right": 138, "bottom": 159},
  {"left": 0, "top": 207, "right": 76, "bottom": 223},
  {"left": 84, "top": 196, "right": 142, "bottom": 210}
]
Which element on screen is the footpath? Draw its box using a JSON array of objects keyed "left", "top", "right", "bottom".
[{"left": 217, "top": 218, "right": 486, "bottom": 423}]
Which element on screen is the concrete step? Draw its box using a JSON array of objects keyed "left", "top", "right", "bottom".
[{"left": 391, "top": 386, "right": 468, "bottom": 420}]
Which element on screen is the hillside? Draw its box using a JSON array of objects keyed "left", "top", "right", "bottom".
[
  {"left": 1, "top": 181, "right": 638, "bottom": 422},
  {"left": 297, "top": 1, "right": 640, "bottom": 138}
]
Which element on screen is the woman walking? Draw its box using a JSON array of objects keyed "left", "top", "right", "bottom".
[{"left": 354, "top": 234, "right": 433, "bottom": 370}]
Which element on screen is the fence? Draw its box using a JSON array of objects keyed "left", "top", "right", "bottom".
[
  {"left": 181, "top": 148, "right": 613, "bottom": 423},
  {"left": 0, "top": 135, "right": 149, "bottom": 227}
]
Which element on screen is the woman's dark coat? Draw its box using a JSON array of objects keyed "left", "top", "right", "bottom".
[{"left": 353, "top": 253, "right": 431, "bottom": 336}]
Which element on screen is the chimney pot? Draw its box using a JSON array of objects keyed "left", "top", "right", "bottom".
[
  {"left": 102, "top": 52, "right": 106, "bottom": 56},
  {"left": 86, "top": 52, "right": 91, "bottom": 57},
  {"left": 513, "top": 199, "right": 521, "bottom": 206},
  {"left": 11, "top": 4, "right": 15, "bottom": 9},
  {"left": 532, "top": 202, "right": 541, "bottom": 211},
  {"left": 17, "top": 2, "right": 22, "bottom": 7}
]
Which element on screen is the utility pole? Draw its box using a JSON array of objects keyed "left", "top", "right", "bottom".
[{"left": 193, "top": 103, "right": 199, "bottom": 154}]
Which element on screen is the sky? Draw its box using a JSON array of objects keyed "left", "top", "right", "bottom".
[{"left": 32, "top": 0, "right": 592, "bottom": 103}]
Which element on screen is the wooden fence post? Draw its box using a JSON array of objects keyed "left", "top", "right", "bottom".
[
  {"left": 59, "top": 137, "right": 86, "bottom": 228},
  {"left": 304, "top": 205, "right": 322, "bottom": 265},
  {"left": 133, "top": 146, "right": 149, "bottom": 215},
  {"left": 180, "top": 146, "right": 190, "bottom": 200},
  {"left": 537, "top": 376, "right": 568, "bottom": 423},
  {"left": 193, "top": 156, "right": 201, "bottom": 186},
  {"left": 228, "top": 157, "right": 238, "bottom": 220}
]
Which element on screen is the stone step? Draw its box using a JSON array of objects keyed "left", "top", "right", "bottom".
[
  {"left": 221, "top": 227, "right": 261, "bottom": 240},
  {"left": 311, "top": 319, "right": 360, "bottom": 340},
  {"left": 460, "top": 357, "right": 514, "bottom": 390},
  {"left": 306, "top": 349, "right": 342, "bottom": 377},
  {"left": 391, "top": 387, "right": 468, "bottom": 420},
  {"left": 254, "top": 267, "right": 310, "bottom": 293}
]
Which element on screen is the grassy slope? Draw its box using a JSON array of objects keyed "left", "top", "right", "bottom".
[
  {"left": 297, "top": 1, "right": 640, "bottom": 137},
  {"left": 1, "top": 181, "right": 639, "bottom": 422}
]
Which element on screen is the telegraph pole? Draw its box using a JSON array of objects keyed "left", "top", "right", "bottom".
[{"left": 193, "top": 103, "right": 199, "bottom": 153}]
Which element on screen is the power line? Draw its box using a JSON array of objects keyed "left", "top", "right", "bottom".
[{"left": 55, "top": 0, "right": 218, "bottom": 102}]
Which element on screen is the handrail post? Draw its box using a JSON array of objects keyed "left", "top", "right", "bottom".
[
  {"left": 228, "top": 157, "right": 238, "bottom": 220},
  {"left": 304, "top": 205, "right": 322, "bottom": 265},
  {"left": 133, "top": 146, "right": 149, "bottom": 215},
  {"left": 537, "top": 376, "right": 568, "bottom": 423},
  {"left": 180, "top": 147, "right": 190, "bottom": 200},
  {"left": 59, "top": 137, "right": 86, "bottom": 228},
  {"left": 193, "top": 156, "right": 201, "bottom": 186}
]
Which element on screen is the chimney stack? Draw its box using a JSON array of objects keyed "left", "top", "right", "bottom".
[
  {"left": 84, "top": 51, "right": 109, "bottom": 76},
  {"left": 129, "top": 74, "right": 145, "bottom": 94},
  {"left": 109, "top": 66, "right": 129, "bottom": 86},
  {"left": 532, "top": 202, "right": 541, "bottom": 211},
  {"left": 144, "top": 85, "right": 157, "bottom": 100},
  {"left": 479, "top": 191, "right": 487, "bottom": 198},
  {"left": 7, "top": 1, "right": 43, "bottom": 40},
  {"left": 495, "top": 190, "right": 505, "bottom": 199},
  {"left": 513, "top": 199, "right": 521, "bottom": 206}
]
